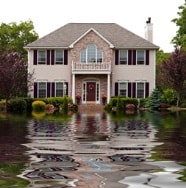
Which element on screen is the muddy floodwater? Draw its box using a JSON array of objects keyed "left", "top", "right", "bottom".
[{"left": 0, "top": 110, "right": 186, "bottom": 188}]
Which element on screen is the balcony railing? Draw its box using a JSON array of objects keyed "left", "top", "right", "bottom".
[{"left": 72, "top": 62, "right": 111, "bottom": 74}]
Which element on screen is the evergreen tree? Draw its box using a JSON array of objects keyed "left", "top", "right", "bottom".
[{"left": 148, "top": 88, "right": 162, "bottom": 110}]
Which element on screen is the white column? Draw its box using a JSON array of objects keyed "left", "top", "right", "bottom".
[
  {"left": 72, "top": 74, "right": 75, "bottom": 103},
  {"left": 107, "top": 74, "right": 111, "bottom": 103}
]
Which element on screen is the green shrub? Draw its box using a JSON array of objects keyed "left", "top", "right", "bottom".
[
  {"left": 161, "top": 89, "right": 177, "bottom": 105},
  {"left": 8, "top": 98, "right": 27, "bottom": 113},
  {"left": 61, "top": 96, "right": 68, "bottom": 114},
  {"left": 23, "top": 98, "right": 35, "bottom": 113},
  {"left": 0, "top": 100, "right": 6, "bottom": 112},
  {"left": 32, "top": 100, "right": 46, "bottom": 112}
]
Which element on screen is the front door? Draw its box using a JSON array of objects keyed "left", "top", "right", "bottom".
[{"left": 87, "top": 82, "right": 96, "bottom": 101}]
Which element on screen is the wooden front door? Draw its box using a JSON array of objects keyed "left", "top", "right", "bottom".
[{"left": 87, "top": 82, "right": 96, "bottom": 101}]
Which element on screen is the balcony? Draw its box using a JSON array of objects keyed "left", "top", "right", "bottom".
[{"left": 72, "top": 62, "right": 111, "bottom": 74}]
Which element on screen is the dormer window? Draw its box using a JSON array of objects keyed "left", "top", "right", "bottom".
[{"left": 80, "top": 44, "right": 103, "bottom": 63}]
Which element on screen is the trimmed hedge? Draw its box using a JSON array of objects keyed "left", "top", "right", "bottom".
[{"left": 32, "top": 100, "right": 46, "bottom": 112}]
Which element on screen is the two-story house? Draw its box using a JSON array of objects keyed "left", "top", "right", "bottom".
[{"left": 26, "top": 19, "right": 159, "bottom": 104}]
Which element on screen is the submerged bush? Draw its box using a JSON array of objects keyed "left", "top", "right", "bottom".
[
  {"left": 8, "top": 98, "right": 27, "bottom": 113},
  {"left": 32, "top": 100, "right": 46, "bottom": 112}
]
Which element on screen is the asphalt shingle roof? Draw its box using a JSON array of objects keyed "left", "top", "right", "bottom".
[{"left": 26, "top": 23, "right": 159, "bottom": 49}]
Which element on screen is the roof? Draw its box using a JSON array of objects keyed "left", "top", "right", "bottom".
[{"left": 26, "top": 23, "right": 159, "bottom": 49}]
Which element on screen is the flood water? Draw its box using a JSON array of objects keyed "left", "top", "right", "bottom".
[{"left": 0, "top": 110, "right": 186, "bottom": 188}]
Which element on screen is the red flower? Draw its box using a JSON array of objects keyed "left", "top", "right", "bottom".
[
  {"left": 102, "top": 94, "right": 107, "bottom": 99},
  {"left": 76, "top": 95, "right": 81, "bottom": 99}
]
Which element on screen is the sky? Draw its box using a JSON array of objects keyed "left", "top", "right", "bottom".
[{"left": 0, "top": 0, "right": 185, "bottom": 52}]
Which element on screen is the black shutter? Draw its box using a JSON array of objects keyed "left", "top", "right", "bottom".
[
  {"left": 47, "top": 82, "right": 50, "bottom": 97},
  {"left": 115, "top": 50, "right": 119, "bottom": 65},
  {"left": 132, "top": 82, "right": 136, "bottom": 98},
  {"left": 132, "top": 50, "right": 136, "bottom": 65},
  {"left": 34, "top": 82, "right": 37, "bottom": 98},
  {"left": 52, "top": 82, "right": 55, "bottom": 97},
  {"left": 51, "top": 50, "right": 55, "bottom": 65},
  {"left": 115, "top": 82, "right": 118, "bottom": 96},
  {"left": 33, "top": 50, "right": 37, "bottom": 65},
  {"left": 64, "top": 50, "right": 68, "bottom": 65},
  {"left": 65, "top": 82, "right": 68, "bottom": 96},
  {"left": 128, "top": 50, "right": 132, "bottom": 65},
  {"left": 146, "top": 50, "right": 149, "bottom": 65},
  {"left": 47, "top": 50, "right": 50, "bottom": 65},
  {"left": 128, "top": 82, "right": 131, "bottom": 97},
  {"left": 145, "top": 82, "right": 149, "bottom": 97}
]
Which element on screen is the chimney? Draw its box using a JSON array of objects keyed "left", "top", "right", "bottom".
[{"left": 145, "top": 17, "right": 153, "bottom": 43}]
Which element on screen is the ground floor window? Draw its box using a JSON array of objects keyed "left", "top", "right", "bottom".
[
  {"left": 34, "top": 81, "right": 68, "bottom": 98},
  {"left": 136, "top": 82, "right": 145, "bottom": 98},
  {"left": 55, "top": 82, "right": 66, "bottom": 97},
  {"left": 38, "top": 82, "right": 47, "bottom": 98},
  {"left": 119, "top": 82, "right": 127, "bottom": 97},
  {"left": 115, "top": 81, "right": 149, "bottom": 98}
]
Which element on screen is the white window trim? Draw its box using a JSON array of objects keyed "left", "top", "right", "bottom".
[{"left": 38, "top": 50, "right": 46, "bottom": 64}]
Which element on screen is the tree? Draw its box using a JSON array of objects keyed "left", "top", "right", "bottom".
[
  {"left": 148, "top": 88, "right": 162, "bottom": 110},
  {"left": 0, "top": 20, "right": 38, "bottom": 59},
  {"left": 158, "top": 48, "right": 186, "bottom": 106},
  {"left": 172, "top": 0, "right": 186, "bottom": 49},
  {"left": 156, "top": 50, "right": 170, "bottom": 90},
  {"left": 0, "top": 51, "right": 34, "bottom": 110}
]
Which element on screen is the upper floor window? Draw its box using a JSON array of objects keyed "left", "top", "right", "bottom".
[
  {"left": 137, "top": 50, "right": 145, "bottom": 65},
  {"left": 80, "top": 44, "right": 103, "bottom": 63},
  {"left": 55, "top": 50, "right": 64, "bottom": 64},
  {"left": 119, "top": 82, "right": 127, "bottom": 97},
  {"left": 119, "top": 50, "right": 127, "bottom": 64},
  {"left": 136, "top": 82, "right": 145, "bottom": 98},
  {"left": 38, "top": 50, "right": 46, "bottom": 64}
]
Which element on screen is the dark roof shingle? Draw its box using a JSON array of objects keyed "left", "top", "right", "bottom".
[{"left": 26, "top": 23, "right": 159, "bottom": 49}]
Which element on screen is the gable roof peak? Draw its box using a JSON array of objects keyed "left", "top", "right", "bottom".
[{"left": 69, "top": 26, "right": 114, "bottom": 48}]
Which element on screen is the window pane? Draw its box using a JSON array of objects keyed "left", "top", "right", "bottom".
[
  {"left": 55, "top": 50, "right": 64, "bottom": 64},
  {"left": 97, "top": 49, "right": 102, "bottom": 63},
  {"left": 119, "top": 50, "right": 127, "bottom": 64},
  {"left": 137, "top": 50, "right": 145, "bottom": 64},
  {"left": 38, "top": 50, "right": 46, "bottom": 64},
  {"left": 137, "top": 82, "right": 144, "bottom": 98},
  {"left": 38, "top": 82, "right": 46, "bottom": 98},
  {"left": 56, "top": 82, "right": 63, "bottom": 96},
  {"left": 81, "top": 49, "right": 86, "bottom": 63},
  {"left": 87, "top": 44, "right": 96, "bottom": 62},
  {"left": 119, "top": 82, "right": 127, "bottom": 96}
]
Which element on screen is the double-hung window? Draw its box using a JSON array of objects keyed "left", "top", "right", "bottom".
[
  {"left": 119, "top": 82, "right": 127, "bottom": 97},
  {"left": 38, "top": 50, "right": 46, "bottom": 64},
  {"left": 119, "top": 50, "right": 127, "bottom": 64},
  {"left": 137, "top": 82, "right": 145, "bottom": 98},
  {"left": 137, "top": 50, "right": 145, "bottom": 65},
  {"left": 55, "top": 50, "right": 64, "bottom": 64},
  {"left": 38, "top": 82, "right": 47, "bottom": 98},
  {"left": 55, "top": 82, "right": 64, "bottom": 96}
]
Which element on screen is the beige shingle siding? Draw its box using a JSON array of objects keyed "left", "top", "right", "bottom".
[{"left": 26, "top": 23, "right": 159, "bottom": 49}]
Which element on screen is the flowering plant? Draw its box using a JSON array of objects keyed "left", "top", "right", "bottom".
[
  {"left": 76, "top": 95, "right": 81, "bottom": 99},
  {"left": 102, "top": 94, "right": 107, "bottom": 99}
]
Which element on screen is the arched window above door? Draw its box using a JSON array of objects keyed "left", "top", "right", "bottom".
[{"left": 80, "top": 44, "right": 103, "bottom": 63}]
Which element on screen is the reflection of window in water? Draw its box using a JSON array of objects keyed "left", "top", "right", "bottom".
[{"left": 113, "top": 120, "right": 150, "bottom": 138}]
